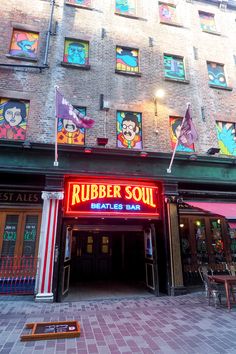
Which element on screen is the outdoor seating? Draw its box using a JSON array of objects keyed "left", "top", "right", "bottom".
[{"left": 198, "top": 265, "right": 222, "bottom": 308}]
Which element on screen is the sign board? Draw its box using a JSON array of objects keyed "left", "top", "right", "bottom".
[
  {"left": 20, "top": 321, "right": 80, "bottom": 341},
  {"left": 0, "top": 191, "right": 41, "bottom": 204},
  {"left": 65, "top": 180, "right": 160, "bottom": 218}
]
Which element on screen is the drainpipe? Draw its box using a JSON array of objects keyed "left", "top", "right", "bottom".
[{"left": 43, "top": 0, "right": 56, "bottom": 66}]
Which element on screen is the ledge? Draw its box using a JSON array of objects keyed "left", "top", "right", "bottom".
[
  {"left": 65, "top": 3, "right": 94, "bottom": 11},
  {"left": 61, "top": 62, "right": 91, "bottom": 70},
  {"left": 164, "top": 77, "right": 190, "bottom": 84},
  {"left": 115, "top": 69, "right": 142, "bottom": 77},
  {"left": 160, "top": 20, "right": 183, "bottom": 28},
  {"left": 202, "top": 29, "right": 221, "bottom": 36},
  {"left": 209, "top": 84, "right": 233, "bottom": 91},
  {"left": 5, "top": 54, "right": 38, "bottom": 62},
  {"left": 114, "top": 12, "right": 146, "bottom": 21}
]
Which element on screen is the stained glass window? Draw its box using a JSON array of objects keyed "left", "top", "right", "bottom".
[
  {"left": 164, "top": 54, "right": 185, "bottom": 81},
  {"left": 115, "top": 0, "right": 137, "bottom": 16},
  {"left": 0, "top": 98, "right": 29, "bottom": 141},
  {"left": 207, "top": 62, "right": 227, "bottom": 87},
  {"left": 63, "top": 39, "right": 89, "bottom": 66},
  {"left": 159, "top": 3, "right": 177, "bottom": 23},
  {"left": 116, "top": 47, "right": 139, "bottom": 73},
  {"left": 169, "top": 117, "right": 194, "bottom": 152},
  {"left": 9, "top": 30, "right": 39, "bottom": 60},
  {"left": 216, "top": 121, "right": 236, "bottom": 156},
  {"left": 117, "top": 111, "right": 142, "bottom": 149},
  {"left": 199, "top": 11, "right": 216, "bottom": 32},
  {"left": 66, "top": 0, "right": 91, "bottom": 6},
  {"left": 57, "top": 106, "right": 86, "bottom": 146}
]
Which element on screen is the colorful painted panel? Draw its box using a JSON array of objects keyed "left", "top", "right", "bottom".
[
  {"left": 57, "top": 106, "right": 85, "bottom": 145},
  {"left": 66, "top": 0, "right": 91, "bottom": 6},
  {"left": 63, "top": 39, "right": 89, "bottom": 65},
  {"left": 9, "top": 30, "right": 39, "bottom": 59},
  {"left": 199, "top": 12, "right": 216, "bottom": 32},
  {"left": 117, "top": 111, "right": 142, "bottom": 149},
  {"left": 169, "top": 117, "right": 194, "bottom": 152},
  {"left": 207, "top": 62, "right": 227, "bottom": 87},
  {"left": 216, "top": 121, "right": 236, "bottom": 156},
  {"left": 116, "top": 47, "right": 139, "bottom": 73},
  {"left": 115, "top": 0, "right": 136, "bottom": 16},
  {"left": 159, "top": 3, "right": 177, "bottom": 23},
  {"left": 0, "top": 98, "right": 28, "bottom": 141},
  {"left": 164, "top": 55, "right": 185, "bottom": 80}
]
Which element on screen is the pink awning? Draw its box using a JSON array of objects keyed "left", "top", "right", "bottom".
[
  {"left": 229, "top": 223, "right": 236, "bottom": 229},
  {"left": 185, "top": 201, "right": 236, "bottom": 220}
]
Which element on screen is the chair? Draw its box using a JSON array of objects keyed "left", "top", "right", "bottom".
[{"left": 198, "top": 265, "right": 222, "bottom": 308}]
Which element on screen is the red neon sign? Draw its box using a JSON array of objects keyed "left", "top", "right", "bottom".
[{"left": 65, "top": 181, "right": 160, "bottom": 218}]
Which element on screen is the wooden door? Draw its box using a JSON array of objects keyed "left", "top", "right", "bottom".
[
  {"left": 144, "top": 224, "right": 159, "bottom": 295},
  {"left": 71, "top": 231, "right": 112, "bottom": 281}
]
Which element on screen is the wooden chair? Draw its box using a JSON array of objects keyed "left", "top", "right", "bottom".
[{"left": 198, "top": 265, "right": 222, "bottom": 308}]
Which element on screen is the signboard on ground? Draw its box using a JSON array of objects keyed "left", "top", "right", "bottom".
[{"left": 20, "top": 321, "right": 80, "bottom": 341}]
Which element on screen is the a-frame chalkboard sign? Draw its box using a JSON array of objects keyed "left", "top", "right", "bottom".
[{"left": 20, "top": 321, "right": 80, "bottom": 341}]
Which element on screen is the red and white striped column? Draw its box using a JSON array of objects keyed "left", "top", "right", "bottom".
[{"left": 35, "top": 191, "right": 64, "bottom": 302}]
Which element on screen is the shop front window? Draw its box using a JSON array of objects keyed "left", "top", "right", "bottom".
[
  {"left": 210, "top": 219, "right": 225, "bottom": 263},
  {"left": 194, "top": 219, "right": 208, "bottom": 264},
  {"left": 179, "top": 217, "right": 191, "bottom": 264},
  {"left": 229, "top": 226, "right": 236, "bottom": 262}
]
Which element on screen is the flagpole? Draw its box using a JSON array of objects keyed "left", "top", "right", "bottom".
[
  {"left": 54, "top": 85, "right": 59, "bottom": 167},
  {"left": 166, "top": 103, "right": 190, "bottom": 174}
]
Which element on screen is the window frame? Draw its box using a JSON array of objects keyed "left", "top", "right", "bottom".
[
  {"left": 115, "top": 45, "right": 141, "bottom": 76},
  {"left": 163, "top": 53, "right": 189, "bottom": 83},
  {"left": 61, "top": 38, "right": 91, "bottom": 70},
  {"left": 7, "top": 28, "right": 40, "bottom": 62}
]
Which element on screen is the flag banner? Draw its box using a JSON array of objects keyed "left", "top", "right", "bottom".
[
  {"left": 178, "top": 105, "right": 198, "bottom": 147},
  {"left": 55, "top": 88, "right": 95, "bottom": 129},
  {"left": 167, "top": 104, "right": 198, "bottom": 174}
]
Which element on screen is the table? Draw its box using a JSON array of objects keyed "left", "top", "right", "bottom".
[{"left": 209, "top": 275, "right": 236, "bottom": 310}]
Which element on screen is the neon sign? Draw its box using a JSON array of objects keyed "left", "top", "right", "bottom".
[{"left": 65, "top": 181, "right": 160, "bottom": 218}]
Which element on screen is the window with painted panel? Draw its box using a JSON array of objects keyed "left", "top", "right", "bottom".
[
  {"left": 65, "top": 0, "right": 91, "bottom": 7},
  {"left": 169, "top": 117, "right": 195, "bottom": 153},
  {"left": 116, "top": 46, "right": 139, "bottom": 73},
  {"left": 207, "top": 62, "right": 227, "bottom": 88},
  {"left": 159, "top": 2, "right": 177, "bottom": 23},
  {"left": 164, "top": 54, "right": 186, "bottom": 81},
  {"left": 199, "top": 11, "right": 216, "bottom": 32},
  {"left": 117, "top": 111, "right": 142, "bottom": 149},
  {"left": 57, "top": 106, "right": 86, "bottom": 146},
  {"left": 63, "top": 39, "right": 89, "bottom": 66},
  {"left": 115, "top": 0, "right": 137, "bottom": 16},
  {"left": 0, "top": 98, "right": 29, "bottom": 141},
  {"left": 9, "top": 29, "right": 39, "bottom": 60},
  {"left": 216, "top": 121, "right": 236, "bottom": 157}
]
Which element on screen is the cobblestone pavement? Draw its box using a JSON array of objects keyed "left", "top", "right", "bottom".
[{"left": 0, "top": 293, "right": 236, "bottom": 354}]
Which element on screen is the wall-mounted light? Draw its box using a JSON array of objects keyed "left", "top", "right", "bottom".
[
  {"left": 207, "top": 147, "right": 220, "bottom": 155},
  {"left": 189, "top": 154, "right": 198, "bottom": 161},
  {"left": 154, "top": 89, "right": 165, "bottom": 117},
  {"left": 100, "top": 94, "right": 110, "bottom": 111},
  {"left": 84, "top": 147, "right": 92, "bottom": 153},
  {"left": 140, "top": 151, "right": 148, "bottom": 157}
]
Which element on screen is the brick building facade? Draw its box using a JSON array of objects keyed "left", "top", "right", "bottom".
[{"left": 0, "top": 0, "right": 236, "bottom": 301}]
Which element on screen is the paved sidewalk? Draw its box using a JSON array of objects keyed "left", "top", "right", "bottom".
[{"left": 0, "top": 293, "right": 236, "bottom": 354}]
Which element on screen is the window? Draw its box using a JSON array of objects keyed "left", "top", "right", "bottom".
[
  {"left": 9, "top": 29, "right": 39, "bottom": 60},
  {"left": 164, "top": 54, "right": 186, "bottom": 81},
  {"left": 63, "top": 39, "right": 89, "bottom": 66},
  {"left": 57, "top": 106, "right": 85, "bottom": 146},
  {"left": 65, "top": 0, "right": 91, "bottom": 6},
  {"left": 117, "top": 111, "right": 142, "bottom": 149},
  {"left": 116, "top": 47, "right": 139, "bottom": 73},
  {"left": 159, "top": 3, "right": 177, "bottom": 24},
  {"left": 115, "top": 0, "right": 137, "bottom": 16},
  {"left": 216, "top": 121, "right": 236, "bottom": 156},
  {"left": 169, "top": 117, "right": 194, "bottom": 152},
  {"left": 0, "top": 98, "right": 29, "bottom": 141},
  {"left": 199, "top": 11, "right": 216, "bottom": 32},
  {"left": 207, "top": 62, "right": 227, "bottom": 88}
]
